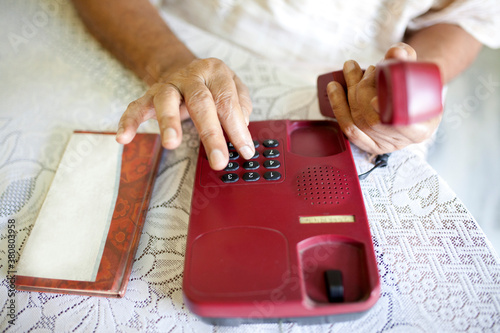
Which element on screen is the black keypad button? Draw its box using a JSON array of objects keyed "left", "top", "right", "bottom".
[
  {"left": 263, "top": 171, "right": 281, "bottom": 181},
  {"left": 243, "top": 161, "right": 260, "bottom": 170},
  {"left": 263, "top": 139, "right": 279, "bottom": 148},
  {"left": 264, "top": 160, "right": 280, "bottom": 169},
  {"left": 263, "top": 149, "right": 280, "bottom": 158},
  {"left": 251, "top": 151, "right": 260, "bottom": 159},
  {"left": 228, "top": 151, "right": 239, "bottom": 160},
  {"left": 227, "top": 142, "right": 235, "bottom": 150},
  {"left": 253, "top": 140, "right": 260, "bottom": 148},
  {"left": 224, "top": 162, "right": 239, "bottom": 171},
  {"left": 243, "top": 172, "right": 260, "bottom": 182},
  {"left": 221, "top": 173, "right": 239, "bottom": 183}
]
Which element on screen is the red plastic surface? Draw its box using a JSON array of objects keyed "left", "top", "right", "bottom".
[
  {"left": 184, "top": 120, "right": 380, "bottom": 320},
  {"left": 318, "top": 60, "right": 443, "bottom": 125}
]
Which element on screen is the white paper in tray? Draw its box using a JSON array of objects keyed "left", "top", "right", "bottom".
[{"left": 17, "top": 133, "right": 123, "bottom": 282}]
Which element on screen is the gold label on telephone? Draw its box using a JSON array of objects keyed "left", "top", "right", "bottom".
[{"left": 299, "top": 215, "right": 355, "bottom": 224}]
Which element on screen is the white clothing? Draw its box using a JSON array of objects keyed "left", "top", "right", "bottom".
[{"left": 155, "top": 0, "right": 500, "bottom": 70}]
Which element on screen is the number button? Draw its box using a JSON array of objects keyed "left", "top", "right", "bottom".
[
  {"left": 243, "top": 161, "right": 260, "bottom": 170},
  {"left": 263, "top": 149, "right": 280, "bottom": 158},
  {"left": 243, "top": 172, "right": 260, "bottom": 182},
  {"left": 263, "top": 139, "right": 279, "bottom": 148},
  {"left": 263, "top": 171, "right": 281, "bottom": 181},
  {"left": 229, "top": 151, "right": 239, "bottom": 160},
  {"left": 224, "top": 162, "right": 239, "bottom": 171},
  {"left": 264, "top": 160, "right": 280, "bottom": 169},
  {"left": 221, "top": 173, "right": 239, "bottom": 183}
]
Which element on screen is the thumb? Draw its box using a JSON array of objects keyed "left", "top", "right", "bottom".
[{"left": 384, "top": 42, "right": 417, "bottom": 61}]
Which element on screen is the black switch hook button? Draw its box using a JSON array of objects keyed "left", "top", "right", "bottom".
[{"left": 324, "top": 270, "right": 344, "bottom": 303}]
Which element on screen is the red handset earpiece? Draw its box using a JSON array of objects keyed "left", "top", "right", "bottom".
[{"left": 376, "top": 60, "right": 442, "bottom": 125}]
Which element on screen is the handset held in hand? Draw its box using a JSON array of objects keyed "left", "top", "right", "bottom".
[{"left": 317, "top": 60, "right": 443, "bottom": 125}]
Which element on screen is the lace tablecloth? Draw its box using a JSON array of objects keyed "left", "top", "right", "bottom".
[{"left": 1, "top": 1, "right": 500, "bottom": 332}]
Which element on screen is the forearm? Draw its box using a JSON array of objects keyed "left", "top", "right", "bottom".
[
  {"left": 71, "top": 0, "right": 196, "bottom": 85},
  {"left": 405, "top": 24, "right": 482, "bottom": 84}
]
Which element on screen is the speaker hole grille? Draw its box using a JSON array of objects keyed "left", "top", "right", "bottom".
[{"left": 296, "top": 166, "right": 350, "bottom": 205}]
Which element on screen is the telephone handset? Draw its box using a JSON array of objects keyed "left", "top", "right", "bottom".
[
  {"left": 317, "top": 60, "right": 443, "bottom": 125},
  {"left": 317, "top": 60, "right": 443, "bottom": 179}
]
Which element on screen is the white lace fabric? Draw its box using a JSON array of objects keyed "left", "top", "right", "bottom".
[{"left": 0, "top": 1, "right": 499, "bottom": 332}]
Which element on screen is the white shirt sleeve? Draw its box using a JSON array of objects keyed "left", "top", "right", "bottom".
[{"left": 408, "top": 0, "right": 500, "bottom": 48}]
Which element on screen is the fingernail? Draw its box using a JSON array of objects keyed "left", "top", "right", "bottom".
[
  {"left": 395, "top": 45, "right": 409, "bottom": 57},
  {"left": 345, "top": 60, "right": 356, "bottom": 72},
  {"left": 364, "top": 65, "right": 376, "bottom": 77},
  {"left": 163, "top": 127, "right": 177, "bottom": 144},
  {"left": 239, "top": 144, "right": 254, "bottom": 159},
  {"left": 116, "top": 127, "right": 124, "bottom": 137},
  {"left": 327, "top": 81, "right": 337, "bottom": 93},
  {"left": 210, "top": 149, "right": 225, "bottom": 169}
]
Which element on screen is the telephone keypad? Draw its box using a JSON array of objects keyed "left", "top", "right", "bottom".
[{"left": 217, "top": 139, "right": 284, "bottom": 184}]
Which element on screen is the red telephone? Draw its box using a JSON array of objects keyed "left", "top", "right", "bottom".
[
  {"left": 184, "top": 119, "right": 379, "bottom": 324},
  {"left": 183, "top": 60, "right": 442, "bottom": 324}
]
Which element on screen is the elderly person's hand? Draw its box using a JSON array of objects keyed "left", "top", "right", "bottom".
[
  {"left": 116, "top": 57, "right": 255, "bottom": 171},
  {"left": 326, "top": 43, "right": 442, "bottom": 155}
]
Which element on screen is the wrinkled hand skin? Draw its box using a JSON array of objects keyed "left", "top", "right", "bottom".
[
  {"left": 326, "top": 42, "right": 442, "bottom": 155},
  {"left": 116, "top": 57, "right": 255, "bottom": 171}
]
